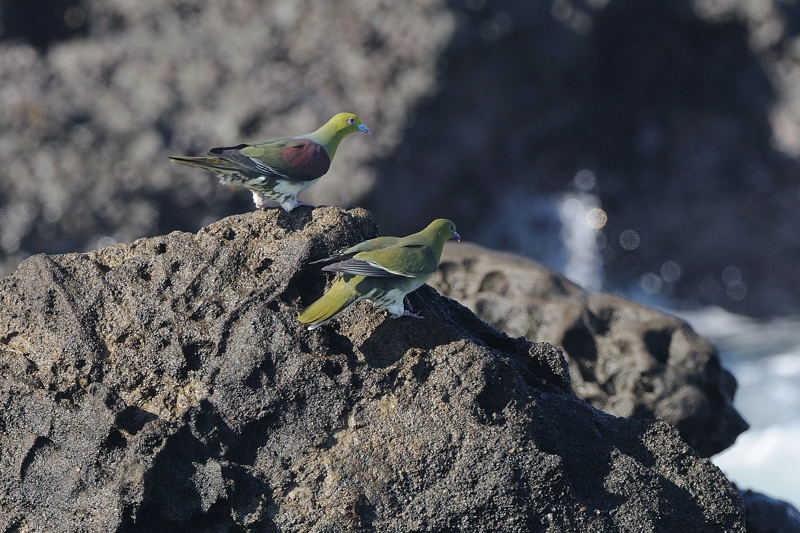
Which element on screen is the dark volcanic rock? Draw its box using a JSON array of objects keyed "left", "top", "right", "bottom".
[
  {"left": 430, "top": 242, "right": 748, "bottom": 458},
  {"left": 741, "top": 489, "right": 800, "bottom": 533},
  {"left": 0, "top": 208, "right": 744, "bottom": 531}
]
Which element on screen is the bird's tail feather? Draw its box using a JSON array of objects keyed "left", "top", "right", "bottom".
[
  {"left": 169, "top": 155, "right": 239, "bottom": 173},
  {"left": 308, "top": 253, "right": 348, "bottom": 265},
  {"left": 298, "top": 279, "right": 360, "bottom": 329}
]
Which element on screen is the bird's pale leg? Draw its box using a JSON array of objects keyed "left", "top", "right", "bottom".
[
  {"left": 282, "top": 198, "right": 317, "bottom": 212},
  {"left": 252, "top": 191, "right": 274, "bottom": 210},
  {"left": 390, "top": 299, "right": 423, "bottom": 320}
]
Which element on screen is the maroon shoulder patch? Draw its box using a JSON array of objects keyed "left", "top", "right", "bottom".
[{"left": 280, "top": 140, "right": 331, "bottom": 179}]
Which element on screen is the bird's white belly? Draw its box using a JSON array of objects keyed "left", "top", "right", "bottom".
[
  {"left": 272, "top": 178, "right": 318, "bottom": 196},
  {"left": 367, "top": 279, "right": 429, "bottom": 317},
  {"left": 247, "top": 177, "right": 320, "bottom": 211},
  {"left": 368, "top": 288, "right": 406, "bottom": 316}
]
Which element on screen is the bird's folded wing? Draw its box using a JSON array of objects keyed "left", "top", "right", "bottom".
[
  {"left": 322, "top": 258, "right": 409, "bottom": 278},
  {"left": 209, "top": 138, "right": 325, "bottom": 182},
  {"left": 309, "top": 236, "right": 402, "bottom": 265},
  {"left": 322, "top": 245, "right": 436, "bottom": 278}
]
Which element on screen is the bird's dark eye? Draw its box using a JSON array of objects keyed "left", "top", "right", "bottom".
[{"left": 348, "top": 117, "right": 356, "bottom": 125}]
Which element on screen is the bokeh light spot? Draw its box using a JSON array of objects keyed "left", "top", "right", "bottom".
[
  {"left": 574, "top": 169, "right": 596, "bottom": 191},
  {"left": 586, "top": 207, "right": 607, "bottom": 229},
  {"left": 728, "top": 281, "right": 747, "bottom": 301},
  {"left": 63, "top": 6, "right": 86, "bottom": 29},
  {"left": 640, "top": 272, "right": 662, "bottom": 294},
  {"left": 619, "top": 229, "right": 640, "bottom": 250},
  {"left": 660, "top": 260, "right": 682, "bottom": 282},
  {"left": 722, "top": 265, "right": 742, "bottom": 285}
]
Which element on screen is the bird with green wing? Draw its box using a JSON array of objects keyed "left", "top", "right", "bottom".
[
  {"left": 298, "top": 219, "right": 460, "bottom": 330},
  {"left": 169, "top": 112, "right": 370, "bottom": 211}
]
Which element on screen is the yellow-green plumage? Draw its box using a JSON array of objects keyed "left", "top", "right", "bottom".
[
  {"left": 297, "top": 278, "right": 361, "bottom": 326},
  {"left": 298, "top": 219, "right": 460, "bottom": 329},
  {"left": 169, "top": 112, "right": 370, "bottom": 211}
]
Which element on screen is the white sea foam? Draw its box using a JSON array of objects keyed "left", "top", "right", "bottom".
[
  {"left": 714, "top": 423, "right": 800, "bottom": 507},
  {"left": 475, "top": 188, "right": 604, "bottom": 292},
  {"left": 677, "top": 306, "right": 800, "bottom": 507}
]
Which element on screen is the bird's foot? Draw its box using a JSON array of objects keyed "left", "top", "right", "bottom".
[
  {"left": 404, "top": 296, "right": 415, "bottom": 313},
  {"left": 285, "top": 200, "right": 316, "bottom": 211},
  {"left": 391, "top": 310, "right": 424, "bottom": 320}
]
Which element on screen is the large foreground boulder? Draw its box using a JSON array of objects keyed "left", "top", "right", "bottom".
[
  {"left": 0, "top": 208, "right": 744, "bottom": 531},
  {"left": 430, "top": 243, "right": 749, "bottom": 458}
]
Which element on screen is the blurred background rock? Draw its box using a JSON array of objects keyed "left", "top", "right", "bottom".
[
  {"left": 2, "top": 0, "right": 800, "bottom": 317},
  {"left": 0, "top": 0, "right": 451, "bottom": 281}
]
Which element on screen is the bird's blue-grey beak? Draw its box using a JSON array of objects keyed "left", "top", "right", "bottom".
[
  {"left": 452, "top": 231, "right": 461, "bottom": 242},
  {"left": 357, "top": 124, "right": 371, "bottom": 134}
]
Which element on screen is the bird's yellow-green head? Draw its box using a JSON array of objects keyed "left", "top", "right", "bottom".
[
  {"left": 423, "top": 219, "right": 461, "bottom": 246},
  {"left": 309, "top": 112, "right": 370, "bottom": 158},
  {"left": 326, "top": 112, "right": 370, "bottom": 135}
]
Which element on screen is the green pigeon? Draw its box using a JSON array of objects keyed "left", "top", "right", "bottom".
[
  {"left": 169, "top": 112, "right": 370, "bottom": 211},
  {"left": 298, "top": 219, "right": 460, "bottom": 330}
]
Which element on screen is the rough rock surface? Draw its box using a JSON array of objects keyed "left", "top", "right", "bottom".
[
  {"left": 430, "top": 242, "right": 749, "bottom": 458},
  {"left": 3, "top": 0, "right": 800, "bottom": 315},
  {"left": 0, "top": 208, "right": 744, "bottom": 531}
]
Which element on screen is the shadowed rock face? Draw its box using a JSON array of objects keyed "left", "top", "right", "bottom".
[
  {"left": 0, "top": 208, "right": 744, "bottom": 531},
  {"left": 741, "top": 489, "right": 800, "bottom": 533},
  {"left": 430, "top": 242, "right": 749, "bottom": 458}
]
